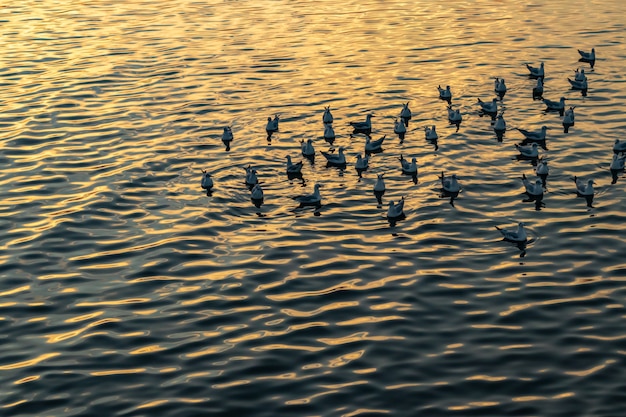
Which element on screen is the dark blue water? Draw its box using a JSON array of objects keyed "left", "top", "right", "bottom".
[{"left": 1, "top": 1, "right": 625, "bottom": 416}]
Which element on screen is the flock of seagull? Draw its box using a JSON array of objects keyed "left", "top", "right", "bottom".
[{"left": 201, "top": 47, "right": 624, "bottom": 248}]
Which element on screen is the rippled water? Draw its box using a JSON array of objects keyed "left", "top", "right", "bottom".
[{"left": 2, "top": 1, "right": 625, "bottom": 416}]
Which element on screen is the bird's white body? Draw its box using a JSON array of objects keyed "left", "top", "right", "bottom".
[
  {"left": 251, "top": 183, "right": 264, "bottom": 200},
  {"left": 350, "top": 114, "right": 373, "bottom": 131},
  {"left": 387, "top": 197, "right": 405, "bottom": 218},
  {"left": 245, "top": 166, "right": 258, "bottom": 185},
  {"left": 323, "top": 106, "right": 333, "bottom": 124},
  {"left": 266, "top": 115, "right": 279, "bottom": 132},
  {"left": 365, "top": 135, "right": 386, "bottom": 152},
  {"left": 374, "top": 174, "right": 386, "bottom": 193},
  {"left": 526, "top": 62, "right": 545, "bottom": 78},
  {"left": 574, "top": 177, "right": 594, "bottom": 196},
  {"left": 425, "top": 125, "right": 438, "bottom": 141},
  {"left": 438, "top": 85, "right": 452, "bottom": 100},
  {"left": 320, "top": 147, "right": 346, "bottom": 165},
  {"left": 441, "top": 173, "right": 460, "bottom": 193},
  {"left": 522, "top": 174, "right": 543, "bottom": 196},
  {"left": 394, "top": 119, "right": 407, "bottom": 134},
  {"left": 494, "top": 113, "right": 506, "bottom": 132},
  {"left": 516, "top": 143, "right": 539, "bottom": 158},
  {"left": 399, "top": 155, "right": 418, "bottom": 174},
  {"left": 355, "top": 154, "right": 370, "bottom": 170},
  {"left": 201, "top": 171, "right": 213, "bottom": 190},
  {"left": 495, "top": 77, "right": 507, "bottom": 94},
  {"left": 614, "top": 139, "right": 626, "bottom": 153},
  {"left": 536, "top": 159, "right": 549, "bottom": 176},
  {"left": 295, "top": 184, "right": 322, "bottom": 205},
  {"left": 543, "top": 97, "right": 566, "bottom": 111},
  {"left": 517, "top": 126, "right": 548, "bottom": 141},
  {"left": 286, "top": 155, "right": 303, "bottom": 173},
  {"left": 324, "top": 124, "right": 336, "bottom": 140},
  {"left": 478, "top": 97, "right": 498, "bottom": 113},
  {"left": 301, "top": 139, "right": 315, "bottom": 156},
  {"left": 496, "top": 222, "right": 528, "bottom": 242},
  {"left": 610, "top": 154, "right": 626, "bottom": 170}
]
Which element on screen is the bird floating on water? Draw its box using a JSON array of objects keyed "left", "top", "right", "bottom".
[
  {"left": 286, "top": 155, "right": 303, "bottom": 174},
  {"left": 320, "top": 147, "right": 346, "bottom": 166},
  {"left": 251, "top": 183, "right": 264, "bottom": 200},
  {"left": 536, "top": 158, "right": 549, "bottom": 177},
  {"left": 221, "top": 126, "right": 233, "bottom": 150},
  {"left": 365, "top": 135, "right": 386, "bottom": 153},
  {"left": 394, "top": 118, "right": 407, "bottom": 139},
  {"left": 387, "top": 197, "right": 405, "bottom": 219},
  {"left": 522, "top": 173, "right": 544, "bottom": 197},
  {"left": 578, "top": 47, "right": 595, "bottom": 67},
  {"left": 322, "top": 106, "right": 333, "bottom": 124},
  {"left": 515, "top": 142, "right": 539, "bottom": 159},
  {"left": 517, "top": 126, "right": 549, "bottom": 142},
  {"left": 494, "top": 77, "right": 507, "bottom": 96},
  {"left": 610, "top": 153, "right": 626, "bottom": 171},
  {"left": 532, "top": 77, "right": 544, "bottom": 99},
  {"left": 494, "top": 113, "right": 506, "bottom": 133},
  {"left": 424, "top": 125, "right": 438, "bottom": 141},
  {"left": 568, "top": 77, "right": 588, "bottom": 92},
  {"left": 400, "top": 102, "right": 412, "bottom": 125},
  {"left": 301, "top": 138, "right": 315, "bottom": 157},
  {"left": 447, "top": 106, "right": 462, "bottom": 125},
  {"left": 374, "top": 173, "right": 386, "bottom": 193},
  {"left": 574, "top": 68, "right": 587, "bottom": 82},
  {"left": 295, "top": 183, "right": 322, "bottom": 206},
  {"left": 350, "top": 114, "right": 373, "bottom": 133},
  {"left": 244, "top": 165, "right": 259, "bottom": 186},
  {"left": 355, "top": 153, "right": 370, "bottom": 171},
  {"left": 201, "top": 170, "right": 214, "bottom": 193},
  {"left": 526, "top": 62, "right": 544, "bottom": 78},
  {"left": 563, "top": 106, "right": 575, "bottom": 133},
  {"left": 399, "top": 154, "right": 418, "bottom": 175},
  {"left": 477, "top": 97, "right": 498, "bottom": 114},
  {"left": 441, "top": 172, "right": 461, "bottom": 193},
  {"left": 613, "top": 139, "right": 626, "bottom": 154},
  {"left": 266, "top": 115, "right": 279, "bottom": 133},
  {"left": 496, "top": 221, "right": 527, "bottom": 243},
  {"left": 438, "top": 85, "right": 452, "bottom": 102},
  {"left": 324, "top": 124, "right": 336, "bottom": 143},
  {"left": 543, "top": 96, "right": 566, "bottom": 114}
]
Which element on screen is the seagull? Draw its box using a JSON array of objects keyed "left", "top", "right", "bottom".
[
  {"left": 563, "top": 107, "right": 575, "bottom": 132},
  {"left": 496, "top": 221, "right": 527, "bottom": 243},
  {"left": 543, "top": 96, "right": 566, "bottom": 112},
  {"left": 349, "top": 114, "right": 374, "bottom": 132},
  {"left": 301, "top": 138, "right": 315, "bottom": 157},
  {"left": 320, "top": 146, "right": 346, "bottom": 166},
  {"left": 424, "top": 125, "right": 438, "bottom": 141},
  {"left": 494, "top": 77, "right": 507, "bottom": 95},
  {"left": 201, "top": 170, "right": 214, "bottom": 191},
  {"left": 578, "top": 47, "right": 595, "bottom": 62},
  {"left": 477, "top": 97, "right": 498, "bottom": 114},
  {"left": 494, "top": 113, "right": 506, "bottom": 132},
  {"left": 536, "top": 158, "right": 549, "bottom": 177},
  {"left": 610, "top": 153, "right": 626, "bottom": 171},
  {"left": 447, "top": 106, "right": 462, "bottom": 124},
  {"left": 286, "top": 155, "right": 303, "bottom": 174},
  {"left": 441, "top": 172, "right": 461, "bottom": 193},
  {"left": 355, "top": 153, "right": 370, "bottom": 171},
  {"left": 526, "top": 62, "right": 544, "bottom": 78},
  {"left": 438, "top": 85, "right": 452, "bottom": 101},
  {"left": 323, "top": 124, "right": 336, "bottom": 142},
  {"left": 400, "top": 102, "right": 412, "bottom": 124},
  {"left": 522, "top": 173, "right": 544, "bottom": 197},
  {"left": 244, "top": 165, "right": 258, "bottom": 186},
  {"left": 221, "top": 126, "right": 233, "bottom": 149},
  {"left": 365, "top": 135, "right": 386, "bottom": 153},
  {"left": 394, "top": 118, "right": 407, "bottom": 136},
  {"left": 295, "top": 183, "right": 322, "bottom": 206},
  {"left": 517, "top": 126, "right": 549, "bottom": 142},
  {"left": 532, "top": 77, "right": 544, "bottom": 98},
  {"left": 568, "top": 77, "right": 588, "bottom": 91},
  {"left": 614, "top": 139, "right": 626, "bottom": 153},
  {"left": 573, "top": 176, "right": 594, "bottom": 196},
  {"left": 574, "top": 68, "right": 587, "bottom": 82},
  {"left": 266, "top": 115, "right": 279, "bottom": 133},
  {"left": 387, "top": 197, "right": 405, "bottom": 219},
  {"left": 322, "top": 106, "right": 333, "bottom": 124},
  {"left": 399, "top": 154, "right": 418, "bottom": 174},
  {"left": 374, "top": 173, "right": 386, "bottom": 193},
  {"left": 515, "top": 142, "right": 539, "bottom": 158},
  {"left": 251, "top": 183, "right": 264, "bottom": 200}
]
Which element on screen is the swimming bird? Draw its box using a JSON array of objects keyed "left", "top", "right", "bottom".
[
  {"left": 496, "top": 221, "right": 527, "bottom": 243},
  {"left": 574, "top": 68, "right": 587, "bottom": 82},
  {"left": 387, "top": 197, "right": 405, "bottom": 219},
  {"left": 201, "top": 170, "right": 214, "bottom": 193},
  {"left": 573, "top": 176, "right": 594, "bottom": 196},
  {"left": 493, "top": 113, "right": 506, "bottom": 133},
  {"left": 221, "top": 126, "right": 233, "bottom": 150},
  {"left": 522, "top": 173, "right": 544, "bottom": 197},
  {"left": 563, "top": 106, "right": 575, "bottom": 133},
  {"left": 320, "top": 146, "right": 346, "bottom": 166},
  {"left": 374, "top": 173, "right": 386, "bottom": 193},
  {"left": 517, "top": 126, "right": 549, "bottom": 142},
  {"left": 251, "top": 183, "right": 264, "bottom": 200},
  {"left": 536, "top": 158, "right": 549, "bottom": 177},
  {"left": 349, "top": 114, "right": 373, "bottom": 133},
  {"left": 400, "top": 102, "right": 412, "bottom": 125},
  {"left": 532, "top": 77, "right": 544, "bottom": 98},
  {"left": 323, "top": 124, "right": 336, "bottom": 142},
  {"left": 424, "top": 125, "right": 438, "bottom": 141},
  {"left": 355, "top": 154, "right": 370, "bottom": 171},
  {"left": 515, "top": 142, "right": 539, "bottom": 158},
  {"left": 614, "top": 139, "right": 626, "bottom": 153},
  {"left": 301, "top": 138, "right": 315, "bottom": 157},
  {"left": 295, "top": 183, "right": 322, "bottom": 206},
  {"left": 568, "top": 77, "right": 588, "bottom": 91},
  {"left": 438, "top": 85, "right": 452, "bottom": 101},
  {"left": 244, "top": 165, "right": 258, "bottom": 186},
  {"left": 447, "top": 106, "right": 463, "bottom": 124},
  {"left": 543, "top": 96, "right": 566, "bottom": 114},
  {"left": 494, "top": 77, "right": 507, "bottom": 96},
  {"left": 286, "top": 155, "right": 303, "bottom": 174},
  {"left": 394, "top": 118, "right": 407, "bottom": 139},
  {"left": 266, "top": 115, "right": 279, "bottom": 133},
  {"left": 365, "top": 135, "right": 386, "bottom": 153},
  {"left": 477, "top": 97, "right": 498, "bottom": 114},
  {"left": 441, "top": 172, "right": 461, "bottom": 193},
  {"left": 526, "top": 62, "right": 544, "bottom": 78},
  {"left": 399, "top": 154, "right": 418, "bottom": 174},
  {"left": 322, "top": 106, "right": 333, "bottom": 124},
  {"left": 610, "top": 153, "right": 626, "bottom": 171},
  {"left": 578, "top": 47, "right": 595, "bottom": 62}
]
